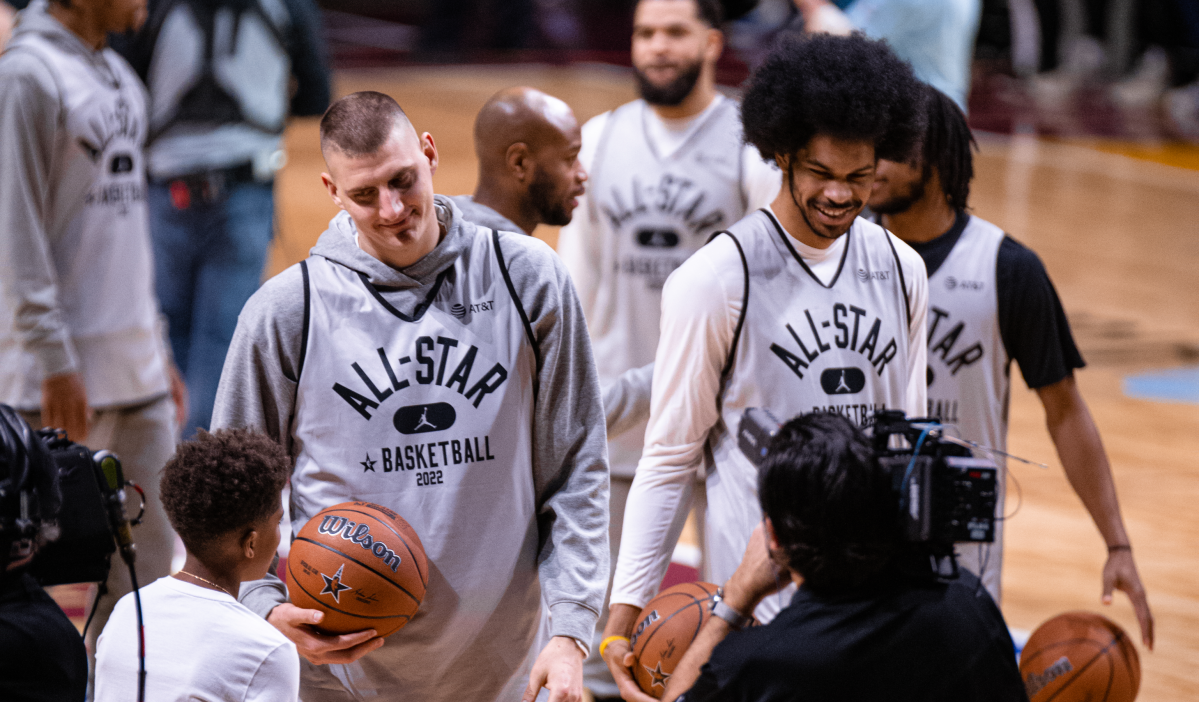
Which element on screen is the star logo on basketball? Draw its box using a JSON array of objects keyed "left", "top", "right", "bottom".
[
  {"left": 643, "top": 661, "right": 670, "bottom": 689},
  {"left": 319, "top": 564, "right": 354, "bottom": 603}
]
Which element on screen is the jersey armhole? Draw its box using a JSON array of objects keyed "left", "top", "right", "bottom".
[
  {"left": 883, "top": 232, "right": 913, "bottom": 330},
  {"left": 296, "top": 259, "right": 311, "bottom": 382},
  {"left": 714, "top": 231, "right": 750, "bottom": 405},
  {"left": 491, "top": 229, "right": 542, "bottom": 400}
]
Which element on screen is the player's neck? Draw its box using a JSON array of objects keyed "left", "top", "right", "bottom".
[
  {"left": 472, "top": 182, "right": 533, "bottom": 235},
  {"left": 648, "top": 77, "right": 717, "bottom": 121},
  {"left": 173, "top": 553, "right": 241, "bottom": 598},
  {"left": 880, "top": 195, "right": 957, "bottom": 244},
  {"left": 47, "top": 2, "right": 107, "bottom": 50}
]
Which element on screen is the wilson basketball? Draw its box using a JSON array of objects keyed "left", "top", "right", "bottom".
[
  {"left": 1019, "top": 611, "right": 1141, "bottom": 702},
  {"left": 288, "top": 501, "right": 428, "bottom": 637},
  {"left": 630, "top": 581, "right": 720, "bottom": 698}
]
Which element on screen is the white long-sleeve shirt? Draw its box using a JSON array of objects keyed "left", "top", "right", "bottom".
[{"left": 610, "top": 211, "right": 927, "bottom": 613}]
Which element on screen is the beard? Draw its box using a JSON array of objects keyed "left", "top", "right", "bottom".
[
  {"left": 635, "top": 58, "right": 704, "bottom": 107},
  {"left": 869, "top": 176, "right": 926, "bottom": 215},
  {"left": 528, "top": 167, "right": 574, "bottom": 227}
]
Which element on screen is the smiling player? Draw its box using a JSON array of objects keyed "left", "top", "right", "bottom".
[
  {"left": 212, "top": 91, "right": 609, "bottom": 702},
  {"left": 600, "top": 34, "right": 929, "bottom": 701}
]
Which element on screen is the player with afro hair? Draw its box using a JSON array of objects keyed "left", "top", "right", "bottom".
[
  {"left": 95, "top": 429, "right": 303, "bottom": 701},
  {"left": 604, "top": 33, "right": 933, "bottom": 701}
]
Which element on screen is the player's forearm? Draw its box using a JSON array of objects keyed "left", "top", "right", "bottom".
[
  {"left": 609, "top": 463, "right": 697, "bottom": 608},
  {"left": 1038, "top": 377, "right": 1131, "bottom": 547},
  {"left": 661, "top": 618, "right": 731, "bottom": 702}
]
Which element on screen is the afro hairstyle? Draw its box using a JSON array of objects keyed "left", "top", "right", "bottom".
[
  {"left": 741, "top": 32, "right": 927, "bottom": 167},
  {"left": 160, "top": 429, "right": 290, "bottom": 558}
]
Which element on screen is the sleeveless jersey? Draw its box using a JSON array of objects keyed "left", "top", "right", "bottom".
[
  {"left": 923, "top": 215, "right": 1009, "bottom": 601},
  {"left": 0, "top": 31, "right": 166, "bottom": 408},
  {"left": 291, "top": 229, "right": 544, "bottom": 700},
  {"left": 709, "top": 210, "right": 916, "bottom": 621},
  {"left": 587, "top": 97, "right": 748, "bottom": 474}
]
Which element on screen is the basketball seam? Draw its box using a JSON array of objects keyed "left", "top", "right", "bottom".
[
  {"left": 293, "top": 536, "right": 422, "bottom": 606},
  {"left": 633, "top": 585, "right": 718, "bottom": 677},
  {"left": 1040, "top": 636, "right": 1122, "bottom": 702},
  {"left": 331, "top": 507, "right": 429, "bottom": 588},
  {"left": 287, "top": 556, "right": 412, "bottom": 622}
]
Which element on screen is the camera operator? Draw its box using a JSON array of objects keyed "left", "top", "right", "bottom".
[
  {"left": 0, "top": 406, "right": 87, "bottom": 702},
  {"left": 662, "top": 412, "right": 1026, "bottom": 702}
]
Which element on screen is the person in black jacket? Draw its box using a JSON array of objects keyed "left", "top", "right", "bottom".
[
  {"left": 113, "top": 0, "right": 331, "bottom": 437},
  {"left": 663, "top": 412, "right": 1028, "bottom": 702},
  {"left": 0, "top": 406, "right": 87, "bottom": 702}
]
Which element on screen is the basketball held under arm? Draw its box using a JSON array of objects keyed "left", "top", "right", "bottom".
[{"left": 1037, "top": 375, "right": 1154, "bottom": 649}]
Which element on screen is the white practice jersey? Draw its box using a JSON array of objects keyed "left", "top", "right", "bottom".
[
  {"left": 923, "top": 215, "right": 1009, "bottom": 601},
  {"left": 0, "top": 23, "right": 168, "bottom": 408},
  {"left": 577, "top": 96, "right": 753, "bottom": 475},
  {"left": 709, "top": 210, "right": 923, "bottom": 621},
  {"left": 291, "top": 230, "right": 545, "bottom": 700}
]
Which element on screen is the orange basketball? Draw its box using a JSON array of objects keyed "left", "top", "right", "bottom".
[
  {"left": 630, "top": 581, "right": 720, "bottom": 698},
  {"left": 288, "top": 501, "right": 428, "bottom": 637},
  {"left": 1019, "top": 611, "right": 1141, "bottom": 702}
]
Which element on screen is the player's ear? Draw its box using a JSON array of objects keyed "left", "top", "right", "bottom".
[
  {"left": 506, "top": 142, "right": 533, "bottom": 182},
  {"left": 704, "top": 26, "right": 723, "bottom": 63},
  {"left": 421, "top": 132, "right": 439, "bottom": 176},
  {"left": 321, "top": 172, "right": 345, "bottom": 210}
]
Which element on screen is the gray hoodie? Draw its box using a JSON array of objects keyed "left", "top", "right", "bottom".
[
  {"left": 0, "top": 1, "right": 170, "bottom": 409},
  {"left": 212, "top": 196, "right": 609, "bottom": 699}
]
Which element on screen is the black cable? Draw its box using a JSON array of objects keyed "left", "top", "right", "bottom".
[
  {"left": 127, "top": 558, "right": 145, "bottom": 702},
  {"left": 81, "top": 581, "right": 105, "bottom": 639}
]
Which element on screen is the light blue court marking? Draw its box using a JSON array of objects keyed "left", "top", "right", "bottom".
[{"left": 1123, "top": 367, "right": 1199, "bottom": 405}]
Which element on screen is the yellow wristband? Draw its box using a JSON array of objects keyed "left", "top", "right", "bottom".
[{"left": 599, "top": 635, "right": 630, "bottom": 659}]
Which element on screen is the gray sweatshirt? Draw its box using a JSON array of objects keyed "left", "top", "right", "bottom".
[
  {"left": 0, "top": 1, "right": 170, "bottom": 410},
  {"left": 212, "top": 196, "right": 609, "bottom": 699},
  {"left": 450, "top": 194, "right": 525, "bottom": 235}
]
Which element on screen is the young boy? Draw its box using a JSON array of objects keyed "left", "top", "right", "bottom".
[{"left": 95, "top": 429, "right": 298, "bottom": 701}]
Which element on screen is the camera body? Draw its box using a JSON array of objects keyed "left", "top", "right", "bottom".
[{"left": 738, "top": 408, "right": 997, "bottom": 553}]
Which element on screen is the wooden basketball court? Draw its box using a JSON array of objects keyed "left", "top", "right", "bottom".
[{"left": 267, "top": 65, "right": 1199, "bottom": 701}]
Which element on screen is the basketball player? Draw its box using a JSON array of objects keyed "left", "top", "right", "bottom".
[
  {"left": 0, "top": 0, "right": 184, "bottom": 669},
  {"left": 601, "top": 34, "right": 929, "bottom": 701},
  {"left": 555, "top": 2, "right": 779, "bottom": 693},
  {"left": 454, "top": 87, "right": 587, "bottom": 236},
  {"left": 868, "top": 85, "right": 1155, "bottom": 647},
  {"left": 212, "top": 91, "right": 609, "bottom": 702}
]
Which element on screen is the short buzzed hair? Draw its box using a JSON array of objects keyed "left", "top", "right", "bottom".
[
  {"left": 636, "top": 0, "right": 724, "bottom": 26},
  {"left": 320, "top": 91, "right": 409, "bottom": 157}
]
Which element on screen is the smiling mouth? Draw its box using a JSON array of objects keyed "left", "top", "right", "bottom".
[{"left": 812, "top": 202, "right": 856, "bottom": 222}]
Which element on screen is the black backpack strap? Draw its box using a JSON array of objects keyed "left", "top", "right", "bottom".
[{"left": 491, "top": 229, "right": 541, "bottom": 401}]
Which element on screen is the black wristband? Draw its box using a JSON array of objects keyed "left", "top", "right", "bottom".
[{"left": 1107, "top": 544, "right": 1132, "bottom": 553}]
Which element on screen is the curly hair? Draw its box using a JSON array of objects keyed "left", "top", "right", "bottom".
[
  {"left": 757, "top": 412, "right": 901, "bottom": 595},
  {"left": 741, "top": 33, "right": 927, "bottom": 166},
  {"left": 160, "top": 429, "right": 291, "bottom": 556}
]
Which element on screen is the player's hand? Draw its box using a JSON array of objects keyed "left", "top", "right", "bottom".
[
  {"left": 523, "top": 635, "right": 585, "bottom": 702},
  {"left": 168, "top": 363, "right": 188, "bottom": 430},
  {"left": 599, "top": 631, "right": 657, "bottom": 702},
  {"left": 41, "top": 372, "right": 90, "bottom": 443},
  {"left": 723, "top": 522, "right": 786, "bottom": 614},
  {"left": 1102, "top": 550, "right": 1154, "bottom": 649},
  {"left": 267, "top": 603, "right": 384, "bottom": 664}
]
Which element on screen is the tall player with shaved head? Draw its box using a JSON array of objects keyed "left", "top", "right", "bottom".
[
  {"left": 455, "top": 87, "right": 588, "bottom": 236},
  {"left": 213, "top": 91, "right": 609, "bottom": 702},
  {"left": 556, "top": 4, "right": 779, "bottom": 694}
]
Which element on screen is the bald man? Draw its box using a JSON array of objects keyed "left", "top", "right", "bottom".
[
  {"left": 453, "top": 87, "right": 587, "bottom": 236},
  {"left": 213, "top": 91, "right": 609, "bottom": 702}
]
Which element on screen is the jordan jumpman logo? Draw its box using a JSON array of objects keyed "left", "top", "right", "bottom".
[
  {"left": 414, "top": 406, "right": 437, "bottom": 431},
  {"left": 836, "top": 371, "right": 851, "bottom": 392}
]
